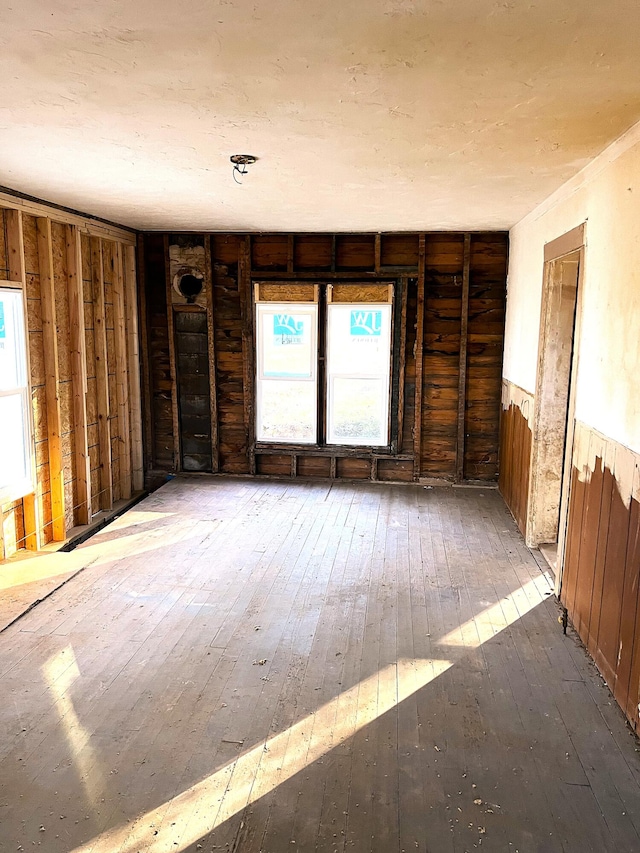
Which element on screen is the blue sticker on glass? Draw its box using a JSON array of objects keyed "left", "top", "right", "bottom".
[
  {"left": 350, "top": 309, "right": 382, "bottom": 336},
  {"left": 0, "top": 301, "right": 5, "bottom": 339},
  {"left": 273, "top": 314, "right": 303, "bottom": 344}
]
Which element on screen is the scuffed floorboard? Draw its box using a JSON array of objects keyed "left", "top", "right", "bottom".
[{"left": 0, "top": 475, "right": 639, "bottom": 853}]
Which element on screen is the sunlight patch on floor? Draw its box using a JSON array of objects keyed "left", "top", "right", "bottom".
[{"left": 65, "top": 568, "right": 553, "bottom": 853}]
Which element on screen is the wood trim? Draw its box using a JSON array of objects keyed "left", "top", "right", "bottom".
[
  {"left": 0, "top": 191, "right": 136, "bottom": 244},
  {"left": 124, "top": 244, "right": 144, "bottom": 492},
  {"left": 164, "top": 234, "right": 180, "bottom": 470},
  {"left": 66, "top": 225, "right": 91, "bottom": 525},
  {"left": 5, "top": 209, "right": 41, "bottom": 551},
  {"left": 205, "top": 237, "right": 220, "bottom": 472},
  {"left": 413, "top": 235, "right": 426, "bottom": 479},
  {"left": 113, "top": 243, "right": 132, "bottom": 499},
  {"left": 91, "top": 237, "right": 113, "bottom": 510},
  {"left": 396, "top": 277, "right": 408, "bottom": 453},
  {"left": 456, "top": 233, "right": 471, "bottom": 482},
  {"left": 136, "top": 235, "right": 154, "bottom": 479},
  {"left": 374, "top": 234, "right": 382, "bottom": 274},
  {"left": 36, "top": 217, "right": 66, "bottom": 540},
  {"left": 544, "top": 224, "right": 585, "bottom": 262}
]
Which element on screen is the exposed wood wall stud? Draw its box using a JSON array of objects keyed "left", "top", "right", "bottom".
[
  {"left": 124, "top": 244, "right": 144, "bottom": 492},
  {"left": 456, "top": 233, "right": 472, "bottom": 482},
  {"left": 113, "top": 243, "right": 132, "bottom": 499},
  {"left": 204, "top": 238, "right": 220, "bottom": 473},
  {"left": 136, "top": 235, "right": 154, "bottom": 478},
  {"left": 5, "top": 209, "right": 41, "bottom": 550},
  {"left": 164, "top": 235, "right": 181, "bottom": 470},
  {"left": 91, "top": 236, "right": 113, "bottom": 510},
  {"left": 413, "top": 235, "right": 426, "bottom": 480},
  {"left": 36, "top": 217, "right": 66, "bottom": 541},
  {"left": 66, "top": 224, "right": 91, "bottom": 524},
  {"left": 396, "top": 277, "right": 408, "bottom": 454},
  {"left": 239, "top": 236, "right": 256, "bottom": 474}
]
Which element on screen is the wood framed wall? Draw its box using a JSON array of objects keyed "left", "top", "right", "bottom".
[
  {"left": 139, "top": 231, "right": 508, "bottom": 485},
  {"left": 0, "top": 198, "right": 142, "bottom": 561}
]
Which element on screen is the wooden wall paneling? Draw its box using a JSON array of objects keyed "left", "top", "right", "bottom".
[
  {"left": 36, "top": 217, "right": 66, "bottom": 541},
  {"left": 413, "top": 235, "right": 425, "bottom": 480},
  {"left": 595, "top": 458, "right": 632, "bottom": 688},
  {"left": 204, "top": 238, "right": 219, "bottom": 472},
  {"left": 163, "top": 235, "right": 180, "bottom": 470},
  {"left": 113, "top": 243, "right": 132, "bottom": 499},
  {"left": 65, "top": 225, "right": 91, "bottom": 525},
  {"left": 456, "top": 233, "right": 471, "bottom": 481},
  {"left": 613, "top": 461, "right": 640, "bottom": 714},
  {"left": 124, "top": 244, "right": 144, "bottom": 491},
  {"left": 5, "top": 209, "right": 39, "bottom": 551},
  {"left": 395, "top": 277, "right": 408, "bottom": 453},
  {"left": 239, "top": 236, "right": 256, "bottom": 474},
  {"left": 90, "top": 237, "right": 113, "bottom": 510},
  {"left": 624, "top": 471, "right": 640, "bottom": 727}
]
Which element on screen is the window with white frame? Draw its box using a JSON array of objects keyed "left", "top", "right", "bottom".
[
  {"left": 326, "top": 303, "right": 392, "bottom": 446},
  {"left": 255, "top": 285, "right": 394, "bottom": 448},
  {"left": 255, "top": 302, "right": 318, "bottom": 443},
  {"left": 0, "top": 287, "right": 33, "bottom": 503}
]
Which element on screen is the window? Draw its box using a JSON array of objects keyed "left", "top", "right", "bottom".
[
  {"left": 255, "top": 286, "right": 394, "bottom": 447},
  {"left": 255, "top": 302, "right": 318, "bottom": 443},
  {"left": 326, "top": 303, "right": 392, "bottom": 445},
  {"left": 0, "top": 287, "right": 33, "bottom": 503}
]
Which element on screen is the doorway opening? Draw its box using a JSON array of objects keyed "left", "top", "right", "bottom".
[{"left": 528, "top": 226, "right": 585, "bottom": 584}]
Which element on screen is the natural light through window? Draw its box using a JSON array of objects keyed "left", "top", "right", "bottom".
[
  {"left": 327, "top": 303, "right": 392, "bottom": 446},
  {"left": 0, "top": 287, "right": 33, "bottom": 503},
  {"left": 255, "top": 302, "right": 318, "bottom": 443},
  {"left": 68, "top": 572, "right": 553, "bottom": 853}
]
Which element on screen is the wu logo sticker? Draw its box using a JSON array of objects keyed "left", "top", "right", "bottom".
[
  {"left": 0, "top": 302, "right": 5, "bottom": 339},
  {"left": 273, "top": 314, "right": 304, "bottom": 345},
  {"left": 350, "top": 310, "right": 382, "bottom": 336}
]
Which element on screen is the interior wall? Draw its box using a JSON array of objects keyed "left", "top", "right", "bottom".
[
  {"left": 139, "top": 231, "right": 508, "bottom": 486},
  {"left": 0, "top": 196, "right": 143, "bottom": 561},
  {"left": 502, "top": 120, "right": 640, "bottom": 731}
]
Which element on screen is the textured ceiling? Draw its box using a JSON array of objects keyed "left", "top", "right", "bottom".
[{"left": 1, "top": 0, "right": 639, "bottom": 231}]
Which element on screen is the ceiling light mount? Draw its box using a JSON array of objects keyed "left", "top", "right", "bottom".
[{"left": 230, "top": 154, "right": 258, "bottom": 184}]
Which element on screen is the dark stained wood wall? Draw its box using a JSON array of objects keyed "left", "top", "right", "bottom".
[
  {"left": 561, "top": 444, "right": 640, "bottom": 733},
  {"left": 139, "top": 232, "right": 508, "bottom": 485},
  {"left": 499, "top": 398, "right": 533, "bottom": 536}
]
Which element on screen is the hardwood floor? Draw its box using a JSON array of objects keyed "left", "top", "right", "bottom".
[{"left": 1, "top": 476, "right": 640, "bottom": 853}]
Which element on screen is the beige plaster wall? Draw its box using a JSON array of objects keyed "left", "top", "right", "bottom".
[{"left": 504, "top": 119, "right": 640, "bottom": 454}]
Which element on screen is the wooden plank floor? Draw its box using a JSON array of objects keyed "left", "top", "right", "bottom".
[{"left": 1, "top": 476, "right": 640, "bottom": 853}]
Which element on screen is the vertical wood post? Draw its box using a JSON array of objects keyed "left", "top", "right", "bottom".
[
  {"left": 413, "top": 235, "right": 426, "bottom": 480},
  {"left": 36, "top": 217, "right": 66, "bottom": 541},
  {"left": 396, "top": 277, "right": 408, "bottom": 453},
  {"left": 124, "top": 244, "right": 144, "bottom": 491},
  {"left": 66, "top": 225, "right": 91, "bottom": 524},
  {"left": 164, "top": 235, "right": 180, "bottom": 470},
  {"left": 456, "top": 233, "right": 471, "bottom": 483},
  {"left": 136, "top": 235, "right": 154, "bottom": 479},
  {"left": 113, "top": 243, "right": 132, "bottom": 499},
  {"left": 6, "top": 209, "right": 41, "bottom": 550},
  {"left": 374, "top": 233, "right": 382, "bottom": 274},
  {"left": 91, "top": 237, "right": 113, "bottom": 510},
  {"left": 205, "top": 237, "right": 220, "bottom": 473},
  {"left": 239, "top": 236, "right": 255, "bottom": 474}
]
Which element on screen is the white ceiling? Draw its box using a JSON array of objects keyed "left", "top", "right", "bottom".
[{"left": 1, "top": 0, "right": 639, "bottom": 232}]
